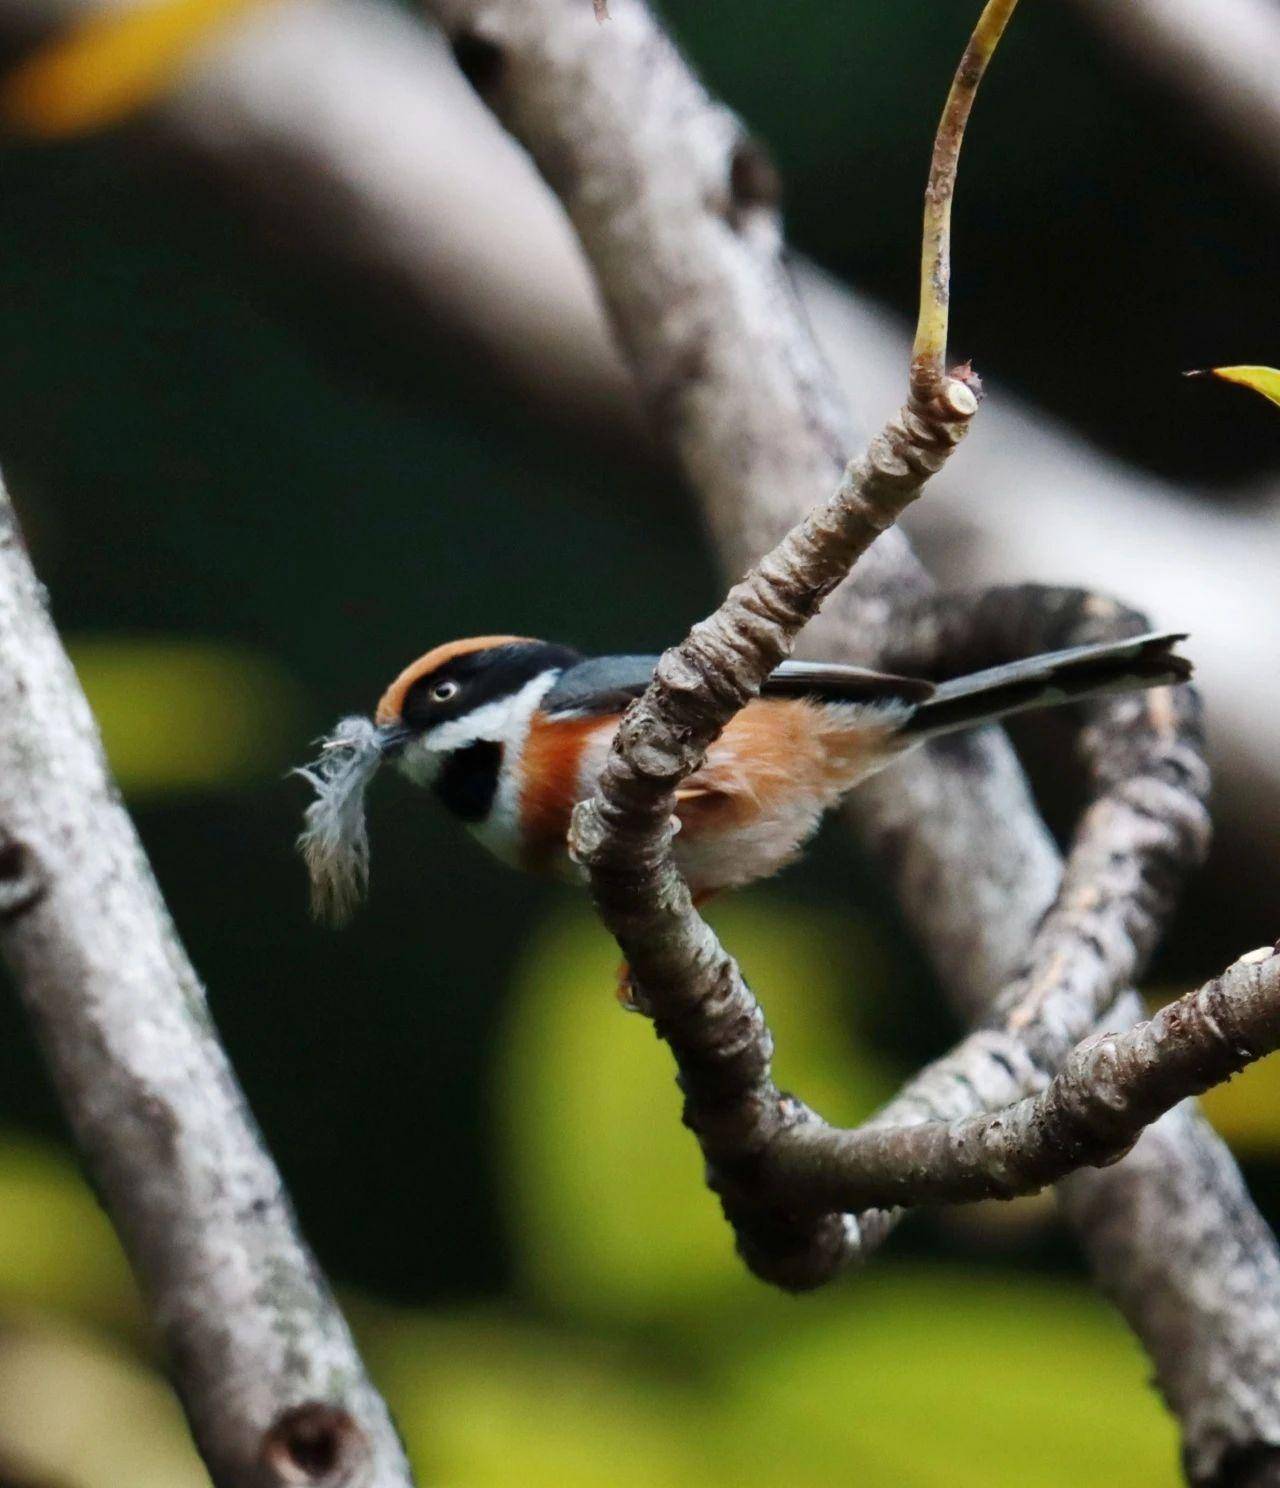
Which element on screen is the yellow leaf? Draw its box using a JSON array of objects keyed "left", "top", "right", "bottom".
[
  {"left": 0, "top": 1132, "right": 140, "bottom": 1330},
  {"left": 2, "top": 0, "right": 262, "bottom": 139},
  {"left": 1189, "top": 364, "right": 1280, "bottom": 410}
]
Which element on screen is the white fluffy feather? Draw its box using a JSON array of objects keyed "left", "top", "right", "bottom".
[{"left": 293, "top": 715, "right": 384, "bottom": 925}]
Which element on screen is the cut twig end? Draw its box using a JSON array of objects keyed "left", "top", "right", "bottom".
[{"left": 938, "top": 377, "right": 980, "bottom": 419}]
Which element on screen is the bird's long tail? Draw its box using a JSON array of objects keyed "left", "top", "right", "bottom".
[{"left": 898, "top": 631, "right": 1191, "bottom": 743}]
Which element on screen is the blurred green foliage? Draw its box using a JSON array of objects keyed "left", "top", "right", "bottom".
[
  {"left": 69, "top": 635, "right": 304, "bottom": 794},
  {"left": 0, "top": 0, "right": 1278, "bottom": 1480}
]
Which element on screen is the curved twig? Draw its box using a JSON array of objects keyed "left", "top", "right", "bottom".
[
  {"left": 566, "top": 0, "right": 1013, "bottom": 1282},
  {"left": 912, "top": 0, "right": 1020, "bottom": 393}
]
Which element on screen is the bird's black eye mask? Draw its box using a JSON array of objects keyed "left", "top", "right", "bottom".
[{"left": 400, "top": 642, "right": 581, "bottom": 732}]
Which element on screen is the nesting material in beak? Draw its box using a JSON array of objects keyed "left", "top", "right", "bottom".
[{"left": 294, "top": 715, "right": 386, "bottom": 925}]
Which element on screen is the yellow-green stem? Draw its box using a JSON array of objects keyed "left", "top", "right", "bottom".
[{"left": 912, "top": 0, "right": 1022, "bottom": 395}]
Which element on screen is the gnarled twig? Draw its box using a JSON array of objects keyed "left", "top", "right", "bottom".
[{"left": 564, "top": 0, "right": 1007, "bottom": 1282}]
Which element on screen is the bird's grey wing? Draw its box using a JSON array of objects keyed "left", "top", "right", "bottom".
[
  {"left": 542, "top": 655, "right": 661, "bottom": 715},
  {"left": 545, "top": 654, "right": 934, "bottom": 714}
]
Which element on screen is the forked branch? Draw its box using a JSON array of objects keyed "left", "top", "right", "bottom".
[{"left": 560, "top": 0, "right": 1016, "bottom": 1281}]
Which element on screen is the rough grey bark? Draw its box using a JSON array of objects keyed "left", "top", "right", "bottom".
[
  {"left": 0, "top": 481, "right": 413, "bottom": 1487},
  {"left": 416, "top": 0, "right": 1280, "bottom": 1479}
]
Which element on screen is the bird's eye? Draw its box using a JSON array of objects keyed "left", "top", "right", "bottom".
[{"left": 430, "top": 680, "right": 459, "bottom": 703}]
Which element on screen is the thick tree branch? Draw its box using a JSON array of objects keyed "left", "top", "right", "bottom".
[
  {"left": 416, "top": 0, "right": 1280, "bottom": 1477},
  {"left": 0, "top": 479, "right": 413, "bottom": 1487}
]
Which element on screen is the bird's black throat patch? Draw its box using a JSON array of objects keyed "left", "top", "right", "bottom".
[{"left": 433, "top": 739, "right": 503, "bottom": 823}]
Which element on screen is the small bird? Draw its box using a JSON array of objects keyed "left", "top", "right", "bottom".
[{"left": 295, "top": 631, "right": 1191, "bottom": 929}]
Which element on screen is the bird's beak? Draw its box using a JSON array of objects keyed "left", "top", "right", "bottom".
[{"left": 375, "top": 722, "right": 413, "bottom": 758}]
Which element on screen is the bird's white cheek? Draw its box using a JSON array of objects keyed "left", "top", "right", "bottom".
[{"left": 394, "top": 738, "right": 443, "bottom": 788}]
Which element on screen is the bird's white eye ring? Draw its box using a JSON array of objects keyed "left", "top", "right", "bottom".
[{"left": 431, "top": 680, "right": 459, "bottom": 702}]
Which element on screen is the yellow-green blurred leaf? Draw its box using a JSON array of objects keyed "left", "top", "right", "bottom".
[
  {"left": 1200, "top": 1050, "right": 1280, "bottom": 1154},
  {"left": 726, "top": 1267, "right": 1179, "bottom": 1488},
  {"left": 0, "top": 1316, "right": 207, "bottom": 1488},
  {"left": 493, "top": 897, "right": 901, "bottom": 1323},
  {"left": 0, "top": 1133, "right": 141, "bottom": 1332},
  {"left": 1192, "top": 364, "right": 1280, "bottom": 409},
  {"left": 67, "top": 636, "right": 303, "bottom": 796},
  {"left": 1, "top": 0, "right": 261, "bottom": 138},
  {"left": 366, "top": 1266, "right": 1180, "bottom": 1488},
  {"left": 373, "top": 1311, "right": 710, "bottom": 1488}
]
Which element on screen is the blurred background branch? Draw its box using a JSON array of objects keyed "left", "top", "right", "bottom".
[
  {"left": 22, "top": 0, "right": 1280, "bottom": 832},
  {"left": 3, "top": 0, "right": 1277, "bottom": 864},
  {"left": 1067, "top": 0, "right": 1280, "bottom": 186}
]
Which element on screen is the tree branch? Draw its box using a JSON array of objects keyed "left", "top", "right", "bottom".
[
  {"left": 568, "top": 375, "right": 978, "bottom": 1285},
  {"left": 0, "top": 479, "right": 414, "bottom": 1487},
  {"left": 416, "top": 0, "right": 1280, "bottom": 1477},
  {"left": 563, "top": 0, "right": 1006, "bottom": 1279}
]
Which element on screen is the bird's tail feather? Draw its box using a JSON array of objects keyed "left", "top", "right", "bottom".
[{"left": 899, "top": 631, "right": 1191, "bottom": 743}]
